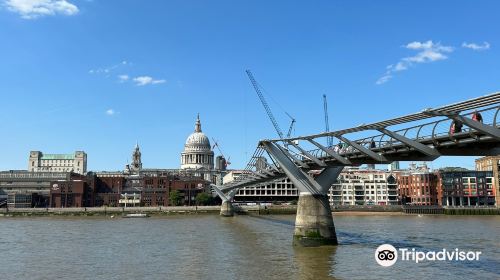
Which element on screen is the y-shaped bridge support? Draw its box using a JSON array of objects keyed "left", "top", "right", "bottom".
[
  {"left": 262, "top": 142, "right": 343, "bottom": 246},
  {"left": 212, "top": 185, "right": 238, "bottom": 217}
]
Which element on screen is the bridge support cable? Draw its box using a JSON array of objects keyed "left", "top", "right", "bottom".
[
  {"left": 250, "top": 171, "right": 269, "bottom": 179},
  {"left": 258, "top": 167, "right": 275, "bottom": 176},
  {"left": 286, "top": 140, "right": 328, "bottom": 167},
  {"left": 307, "top": 139, "right": 352, "bottom": 165},
  {"left": 377, "top": 128, "right": 441, "bottom": 158},
  {"left": 335, "top": 135, "right": 388, "bottom": 162},
  {"left": 273, "top": 143, "right": 310, "bottom": 169}
]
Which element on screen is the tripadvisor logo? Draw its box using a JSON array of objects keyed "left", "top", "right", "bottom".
[
  {"left": 375, "top": 244, "right": 398, "bottom": 267},
  {"left": 375, "top": 244, "right": 482, "bottom": 267}
]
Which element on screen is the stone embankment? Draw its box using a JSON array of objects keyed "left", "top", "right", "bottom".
[{"left": 0, "top": 205, "right": 497, "bottom": 217}]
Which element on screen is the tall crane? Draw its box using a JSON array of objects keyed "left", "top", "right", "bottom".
[
  {"left": 246, "top": 70, "right": 295, "bottom": 139},
  {"left": 323, "top": 94, "right": 334, "bottom": 147},
  {"left": 212, "top": 138, "right": 231, "bottom": 166}
]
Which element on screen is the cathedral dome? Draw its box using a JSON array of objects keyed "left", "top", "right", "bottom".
[
  {"left": 185, "top": 132, "right": 211, "bottom": 150},
  {"left": 181, "top": 114, "right": 214, "bottom": 170}
]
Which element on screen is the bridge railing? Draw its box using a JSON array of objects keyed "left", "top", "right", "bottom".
[
  {"left": 300, "top": 105, "right": 500, "bottom": 161},
  {"left": 228, "top": 105, "right": 500, "bottom": 188},
  {"left": 221, "top": 93, "right": 500, "bottom": 190}
]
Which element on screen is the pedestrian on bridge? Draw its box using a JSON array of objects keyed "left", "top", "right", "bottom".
[
  {"left": 450, "top": 120, "right": 463, "bottom": 134},
  {"left": 472, "top": 110, "right": 483, "bottom": 123}
]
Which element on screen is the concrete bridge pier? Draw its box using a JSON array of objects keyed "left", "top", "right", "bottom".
[
  {"left": 220, "top": 200, "right": 234, "bottom": 217},
  {"left": 294, "top": 193, "right": 337, "bottom": 246},
  {"left": 261, "top": 142, "right": 343, "bottom": 247},
  {"left": 212, "top": 184, "right": 238, "bottom": 217}
]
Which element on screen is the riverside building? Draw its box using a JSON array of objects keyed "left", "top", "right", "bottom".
[
  {"left": 436, "top": 170, "right": 495, "bottom": 206},
  {"left": 475, "top": 156, "right": 500, "bottom": 206},
  {"left": 0, "top": 170, "right": 87, "bottom": 208},
  {"left": 28, "top": 151, "right": 87, "bottom": 175},
  {"left": 396, "top": 163, "right": 438, "bottom": 206},
  {"left": 224, "top": 170, "right": 298, "bottom": 202},
  {"left": 328, "top": 168, "right": 399, "bottom": 206}
]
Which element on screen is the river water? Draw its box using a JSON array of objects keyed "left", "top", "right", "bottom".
[{"left": 0, "top": 214, "right": 498, "bottom": 279}]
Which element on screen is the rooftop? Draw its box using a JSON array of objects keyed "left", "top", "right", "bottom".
[{"left": 40, "top": 154, "right": 75, "bottom": 160}]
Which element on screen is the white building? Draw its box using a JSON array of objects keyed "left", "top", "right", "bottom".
[
  {"left": 328, "top": 168, "right": 398, "bottom": 205},
  {"left": 223, "top": 168, "right": 400, "bottom": 205},
  {"left": 223, "top": 170, "right": 298, "bottom": 202},
  {"left": 28, "top": 151, "right": 87, "bottom": 175}
]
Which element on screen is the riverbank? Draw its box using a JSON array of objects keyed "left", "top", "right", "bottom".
[
  {"left": 0, "top": 206, "right": 221, "bottom": 217},
  {"left": 0, "top": 205, "right": 498, "bottom": 217}
]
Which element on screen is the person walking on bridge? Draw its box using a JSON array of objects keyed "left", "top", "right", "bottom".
[
  {"left": 472, "top": 110, "right": 483, "bottom": 123},
  {"left": 450, "top": 120, "right": 463, "bottom": 134}
]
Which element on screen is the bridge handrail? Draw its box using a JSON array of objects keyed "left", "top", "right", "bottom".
[
  {"left": 267, "top": 93, "right": 500, "bottom": 143},
  {"left": 300, "top": 105, "right": 499, "bottom": 160},
  {"left": 221, "top": 92, "right": 500, "bottom": 190}
]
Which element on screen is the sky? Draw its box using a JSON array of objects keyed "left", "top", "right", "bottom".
[{"left": 0, "top": 0, "right": 499, "bottom": 171}]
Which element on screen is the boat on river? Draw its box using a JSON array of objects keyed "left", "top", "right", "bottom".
[{"left": 123, "top": 213, "right": 149, "bottom": 218}]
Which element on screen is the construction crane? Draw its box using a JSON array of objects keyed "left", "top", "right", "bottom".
[
  {"left": 285, "top": 113, "right": 296, "bottom": 138},
  {"left": 323, "top": 94, "right": 334, "bottom": 147},
  {"left": 246, "top": 70, "right": 295, "bottom": 139},
  {"left": 212, "top": 138, "right": 231, "bottom": 167}
]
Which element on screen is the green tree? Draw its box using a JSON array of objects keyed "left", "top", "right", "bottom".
[
  {"left": 169, "top": 190, "right": 182, "bottom": 206},
  {"left": 195, "top": 192, "right": 212, "bottom": 206}
]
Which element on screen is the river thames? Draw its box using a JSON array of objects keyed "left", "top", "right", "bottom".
[{"left": 1, "top": 214, "right": 498, "bottom": 279}]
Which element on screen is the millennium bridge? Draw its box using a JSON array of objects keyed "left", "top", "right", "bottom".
[{"left": 212, "top": 92, "right": 500, "bottom": 246}]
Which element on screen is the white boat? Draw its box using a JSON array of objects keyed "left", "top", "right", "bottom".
[{"left": 123, "top": 213, "right": 149, "bottom": 218}]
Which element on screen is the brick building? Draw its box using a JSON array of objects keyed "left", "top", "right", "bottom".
[
  {"left": 94, "top": 170, "right": 209, "bottom": 207},
  {"left": 475, "top": 156, "right": 500, "bottom": 206},
  {"left": 436, "top": 171, "right": 495, "bottom": 206},
  {"left": 395, "top": 164, "right": 438, "bottom": 206},
  {"left": 0, "top": 170, "right": 78, "bottom": 208},
  {"left": 49, "top": 179, "right": 85, "bottom": 208}
]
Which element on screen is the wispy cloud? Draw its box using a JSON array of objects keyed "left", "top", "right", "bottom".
[
  {"left": 462, "top": 42, "right": 490, "bottom": 51},
  {"left": 105, "top": 109, "right": 115, "bottom": 116},
  {"left": 90, "top": 61, "right": 165, "bottom": 87},
  {"left": 133, "top": 76, "right": 166, "bottom": 86},
  {"left": 5, "top": 0, "right": 79, "bottom": 19},
  {"left": 376, "top": 40, "right": 453, "bottom": 85},
  {"left": 89, "top": 61, "right": 128, "bottom": 75},
  {"left": 118, "top": 74, "right": 129, "bottom": 82}
]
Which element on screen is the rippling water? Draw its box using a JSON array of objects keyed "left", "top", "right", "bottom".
[{"left": 0, "top": 214, "right": 498, "bottom": 279}]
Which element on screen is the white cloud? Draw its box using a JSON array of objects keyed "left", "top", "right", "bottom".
[
  {"left": 376, "top": 40, "right": 453, "bottom": 85},
  {"left": 462, "top": 42, "right": 490, "bottom": 51},
  {"left": 133, "top": 76, "right": 166, "bottom": 86},
  {"left": 5, "top": 0, "right": 79, "bottom": 19},
  {"left": 376, "top": 74, "right": 392, "bottom": 85},
  {"left": 118, "top": 74, "right": 129, "bottom": 82},
  {"left": 105, "top": 109, "right": 115, "bottom": 116},
  {"left": 89, "top": 61, "right": 128, "bottom": 75}
]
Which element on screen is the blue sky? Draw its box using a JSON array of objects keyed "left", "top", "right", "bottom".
[{"left": 0, "top": 0, "right": 499, "bottom": 171}]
